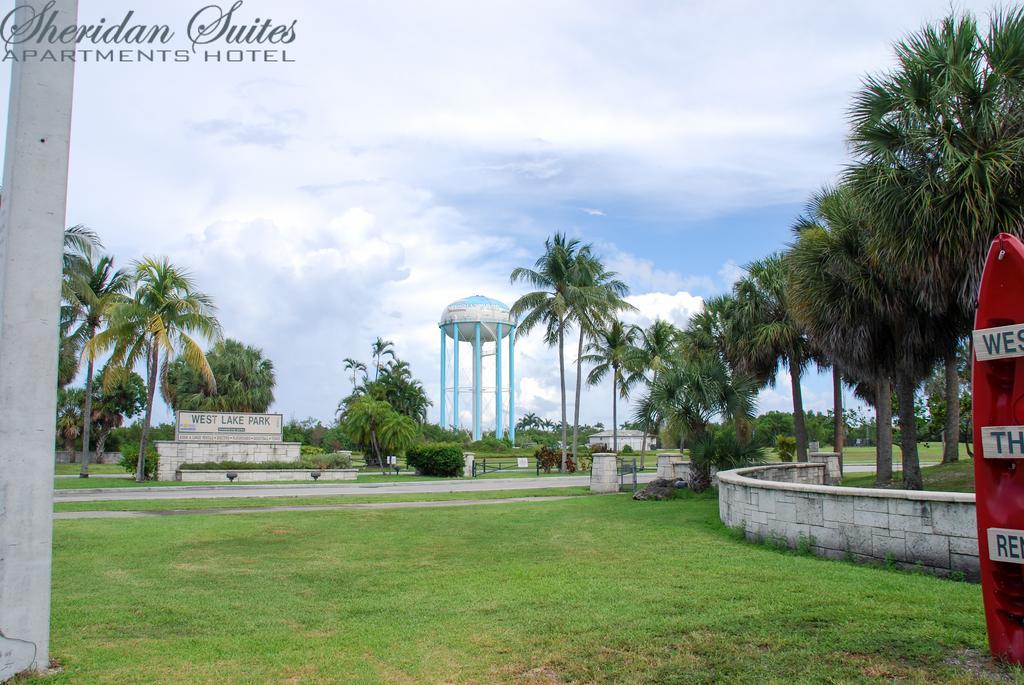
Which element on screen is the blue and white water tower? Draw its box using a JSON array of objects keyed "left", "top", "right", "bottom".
[{"left": 439, "top": 296, "right": 516, "bottom": 443}]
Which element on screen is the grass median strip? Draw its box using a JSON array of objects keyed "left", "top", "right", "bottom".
[{"left": 53, "top": 486, "right": 594, "bottom": 513}]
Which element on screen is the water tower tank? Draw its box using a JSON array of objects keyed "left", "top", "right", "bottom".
[{"left": 438, "top": 296, "right": 517, "bottom": 442}]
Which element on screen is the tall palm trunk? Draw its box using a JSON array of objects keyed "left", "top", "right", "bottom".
[
  {"left": 137, "top": 344, "right": 159, "bottom": 482},
  {"left": 897, "top": 374, "right": 922, "bottom": 490},
  {"left": 875, "top": 378, "right": 893, "bottom": 486},
  {"left": 832, "top": 367, "right": 844, "bottom": 472},
  {"left": 942, "top": 348, "right": 960, "bottom": 464},
  {"left": 789, "top": 355, "right": 808, "bottom": 462},
  {"left": 611, "top": 371, "right": 618, "bottom": 453},
  {"left": 558, "top": 319, "right": 568, "bottom": 471},
  {"left": 79, "top": 332, "right": 96, "bottom": 478},
  {"left": 572, "top": 330, "right": 584, "bottom": 465}
]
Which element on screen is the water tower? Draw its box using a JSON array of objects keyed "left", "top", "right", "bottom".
[{"left": 439, "top": 296, "right": 516, "bottom": 443}]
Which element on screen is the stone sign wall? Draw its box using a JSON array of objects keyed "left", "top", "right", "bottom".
[{"left": 155, "top": 440, "right": 300, "bottom": 481}]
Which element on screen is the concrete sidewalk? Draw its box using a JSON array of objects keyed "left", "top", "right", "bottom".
[
  {"left": 54, "top": 473, "right": 657, "bottom": 503},
  {"left": 55, "top": 495, "right": 580, "bottom": 519}
]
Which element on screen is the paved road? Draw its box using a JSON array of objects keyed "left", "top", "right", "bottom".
[
  {"left": 54, "top": 495, "right": 579, "bottom": 519},
  {"left": 54, "top": 473, "right": 658, "bottom": 503},
  {"left": 53, "top": 462, "right": 942, "bottom": 504}
]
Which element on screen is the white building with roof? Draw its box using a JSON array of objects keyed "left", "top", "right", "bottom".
[{"left": 587, "top": 429, "right": 658, "bottom": 452}]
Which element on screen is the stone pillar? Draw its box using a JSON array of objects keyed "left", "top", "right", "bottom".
[
  {"left": 463, "top": 452, "right": 475, "bottom": 478},
  {"left": 590, "top": 453, "right": 619, "bottom": 493},
  {"left": 809, "top": 452, "right": 842, "bottom": 485},
  {"left": 657, "top": 455, "right": 675, "bottom": 479},
  {"left": 0, "top": 1, "right": 78, "bottom": 675}
]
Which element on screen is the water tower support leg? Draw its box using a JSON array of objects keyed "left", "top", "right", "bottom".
[
  {"left": 474, "top": 322, "right": 481, "bottom": 441},
  {"left": 453, "top": 324, "right": 459, "bottom": 430},
  {"left": 440, "top": 327, "right": 446, "bottom": 429},
  {"left": 496, "top": 323, "right": 503, "bottom": 439},
  {"left": 509, "top": 327, "right": 516, "bottom": 445}
]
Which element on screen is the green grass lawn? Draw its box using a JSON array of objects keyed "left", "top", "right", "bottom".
[
  {"left": 842, "top": 460, "right": 977, "bottom": 493},
  {"left": 53, "top": 463, "right": 128, "bottom": 476},
  {"left": 53, "top": 487, "right": 592, "bottom": 513},
  {"left": 838, "top": 442, "right": 969, "bottom": 464},
  {"left": 33, "top": 493, "right": 1005, "bottom": 684}
]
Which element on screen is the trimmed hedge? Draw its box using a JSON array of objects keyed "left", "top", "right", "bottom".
[
  {"left": 405, "top": 443, "right": 463, "bottom": 477},
  {"left": 179, "top": 453, "right": 353, "bottom": 471}
]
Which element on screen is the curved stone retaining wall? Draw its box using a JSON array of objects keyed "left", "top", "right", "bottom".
[{"left": 718, "top": 463, "right": 979, "bottom": 579}]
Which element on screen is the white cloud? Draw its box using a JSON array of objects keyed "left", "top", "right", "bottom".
[{"left": 625, "top": 291, "right": 704, "bottom": 330}]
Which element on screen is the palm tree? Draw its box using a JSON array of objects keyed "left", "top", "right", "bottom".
[
  {"left": 787, "top": 185, "right": 900, "bottom": 484},
  {"left": 166, "top": 339, "right": 276, "bottom": 413},
  {"left": 581, "top": 320, "right": 640, "bottom": 452},
  {"left": 848, "top": 9, "right": 1024, "bottom": 485},
  {"left": 371, "top": 338, "right": 396, "bottom": 381},
  {"left": 342, "top": 395, "right": 417, "bottom": 466},
  {"left": 89, "top": 364, "right": 146, "bottom": 456},
  {"left": 510, "top": 233, "right": 584, "bottom": 471},
  {"left": 65, "top": 255, "right": 132, "bottom": 477},
  {"left": 517, "top": 412, "right": 541, "bottom": 430},
  {"left": 58, "top": 225, "right": 102, "bottom": 388},
  {"left": 377, "top": 359, "right": 431, "bottom": 422},
  {"left": 55, "top": 387, "right": 85, "bottom": 452},
  {"left": 649, "top": 354, "right": 757, "bottom": 487},
  {"left": 343, "top": 357, "right": 367, "bottom": 388},
  {"left": 94, "top": 258, "right": 221, "bottom": 482},
  {"left": 568, "top": 253, "right": 634, "bottom": 463},
  {"left": 732, "top": 255, "right": 812, "bottom": 461},
  {"left": 626, "top": 319, "right": 678, "bottom": 453}
]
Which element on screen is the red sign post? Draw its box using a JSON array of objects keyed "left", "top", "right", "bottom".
[{"left": 973, "top": 232, "right": 1024, "bottom": 663}]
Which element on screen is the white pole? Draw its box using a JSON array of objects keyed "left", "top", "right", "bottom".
[{"left": 0, "top": 0, "right": 79, "bottom": 675}]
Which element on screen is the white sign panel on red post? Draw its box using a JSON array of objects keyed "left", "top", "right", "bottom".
[
  {"left": 175, "top": 411, "right": 283, "bottom": 442},
  {"left": 974, "top": 323, "right": 1024, "bottom": 361},
  {"left": 981, "top": 426, "right": 1024, "bottom": 458},
  {"left": 988, "top": 528, "right": 1024, "bottom": 564}
]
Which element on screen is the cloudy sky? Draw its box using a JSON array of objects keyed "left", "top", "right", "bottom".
[{"left": 0, "top": 0, "right": 999, "bottom": 429}]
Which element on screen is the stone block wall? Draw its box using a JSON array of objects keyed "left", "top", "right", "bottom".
[
  {"left": 155, "top": 441, "right": 301, "bottom": 481},
  {"left": 54, "top": 450, "right": 122, "bottom": 464},
  {"left": 591, "top": 454, "right": 619, "bottom": 493},
  {"left": 718, "top": 463, "right": 979, "bottom": 579}
]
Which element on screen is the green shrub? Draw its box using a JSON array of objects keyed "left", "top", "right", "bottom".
[
  {"left": 620, "top": 444, "right": 634, "bottom": 454},
  {"left": 405, "top": 443, "right": 463, "bottom": 477},
  {"left": 119, "top": 442, "right": 158, "bottom": 479},
  {"left": 302, "top": 452, "right": 352, "bottom": 469},
  {"left": 300, "top": 445, "right": 325, "bottom": 455},
  {"left": 775, "top": 435, "right": 797, "bottom": 462},
  {"left": 535, "top": 445, "right": 560, "bottom": 473}
]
